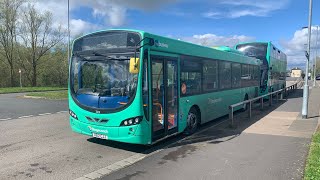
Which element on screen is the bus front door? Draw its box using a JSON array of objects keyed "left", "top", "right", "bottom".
[{"left": 150, "top": 54, "right": 179, "bottom": 141}]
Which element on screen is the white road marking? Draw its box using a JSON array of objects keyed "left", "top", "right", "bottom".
[
  {"left": 0, "top": 118, "right": 12, "bottom": 121},
  {"left": 18, "top": 115, "right": 34, "bottom": 119},
  {"left": 56, "top": 111, "right": 68, "bottom": 114},
  {"left": 38, "top": 113, "right": 52, "bottom": 116},
  {"left": 1, "top": 111, "right": 67, "bottom": 121}
]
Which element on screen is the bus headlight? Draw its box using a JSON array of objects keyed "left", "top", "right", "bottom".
[
  {"left": 120, "top": 116, "right": 143, "bottom": 126},
  {"left": 69, "top": 109, "right": 78, "bottom": 120}
]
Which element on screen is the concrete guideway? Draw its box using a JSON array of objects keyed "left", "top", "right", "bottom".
[{"left": 101, "top": 87, "right": 320, "bottom": 180}]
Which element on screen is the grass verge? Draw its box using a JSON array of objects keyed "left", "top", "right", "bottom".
[
  {"left": 25, "top": 90, "right": 68, "bottom": 100},
  {"left": 0, "top": 87, "right": 66, "bottom": 94},
  {"left": 304, "top": 129, "right": 320, "bottom": 180}
]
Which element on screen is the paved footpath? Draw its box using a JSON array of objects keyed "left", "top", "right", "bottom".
[{"left": 101, "top": 87, "right": 320, "bottom": 180}]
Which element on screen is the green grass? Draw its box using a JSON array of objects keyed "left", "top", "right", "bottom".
[
  {"left": 25, "top": 90, "right": 68, "bottom": 100},
  {"left": 0, "top": 87, "right": 67, "bottom": 94},
  {"left": 304, "top": 130, "right": 320, "bottom": 180}
]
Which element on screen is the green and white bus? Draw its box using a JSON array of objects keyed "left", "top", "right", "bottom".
[
  {"left": 69, "top": 29, "right": 261, "bottom": 145},
  {"left": 235, "top": 42, "right": 287, "bottom": 95}
]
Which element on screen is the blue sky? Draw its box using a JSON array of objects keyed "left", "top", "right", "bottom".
[{"left": 36, "top": 0, "right": 320, "bottom": 69}]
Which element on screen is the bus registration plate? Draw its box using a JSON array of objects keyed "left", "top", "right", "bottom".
[{"left": 92, "top": 133, "right": 108, "bottom": 140}]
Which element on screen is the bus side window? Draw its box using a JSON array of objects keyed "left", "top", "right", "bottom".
[
  {"left": 180, "top": 57, "right": 202, "bottom": 95},
  {"left": 231, "top": 63, "right": 241, "bottom": 88},
  {"left": 241, "top": 64, "right": 249, "bottom": 87},
  {"left": 219, "top": 61, "right": 231, "bottom": 89},
  {"left": 203, "top": 60, "right": 218, "bottom": 91}
]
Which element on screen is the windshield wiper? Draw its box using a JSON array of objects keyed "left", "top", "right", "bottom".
[
  {"left": 92, "top": 51, "right": 108, "bottom": 57},
  {"left": 73, "top": 51, "right": 130, "bottom": 61},
  {"left": 73, "top": 50, "right": 108, "bottom": 57},
  {"left": 72, "top": 52, "right": 88, "bottom": 60}
]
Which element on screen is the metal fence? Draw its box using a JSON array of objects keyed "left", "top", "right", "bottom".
[{"left": 228, "top": 82, "right": 302, "bottom": 127}]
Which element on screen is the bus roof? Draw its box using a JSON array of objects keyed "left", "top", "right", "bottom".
[{"left": 73, "top": 29, "right": 261, "bottom": 66}]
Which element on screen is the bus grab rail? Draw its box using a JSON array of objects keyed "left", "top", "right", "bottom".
[{"left": 228, "top": 82, "right": 300, "bottom": 127}]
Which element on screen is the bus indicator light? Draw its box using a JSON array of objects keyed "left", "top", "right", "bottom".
[
  {"left": 69, "top": 109, "right": 78, "bottom": 120},
  {"left": 120, "top": 116, "right": 143, "bottom": 126}
]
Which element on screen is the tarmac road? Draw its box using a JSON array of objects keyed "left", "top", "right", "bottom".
[
  {"left": 0, "top": 92, "right": 68, "bottom": 120},
  {"left": 0, "top": 112, "right": 149, "bottom": 180}
]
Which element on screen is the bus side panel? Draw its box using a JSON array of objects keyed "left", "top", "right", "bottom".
[{"left": 178, "top": 86, "right": 258, "bottom": 131}]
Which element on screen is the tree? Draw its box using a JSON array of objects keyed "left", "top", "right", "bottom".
[
  {"left": 18, "top": 4, "right": 64, "bottom": 86},
  {"left": 0, "top": 0, "right": 24, "bottom": 87},
  {"left": 38, "top": 44, "right": 68, "bottom": 87}
]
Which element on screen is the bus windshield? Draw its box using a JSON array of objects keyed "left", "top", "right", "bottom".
[
  {"left": 236, "top": 43, "right": 268, "bottom": 65},
  {"left": 71, "top": 55, "right": 138, "bottom": 109}
]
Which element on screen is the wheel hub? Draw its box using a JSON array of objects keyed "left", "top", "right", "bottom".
[{"left": 188, "top": 113, "right": 197, "bottom": 129}]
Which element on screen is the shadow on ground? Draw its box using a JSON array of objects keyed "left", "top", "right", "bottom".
[
  {"left": 87, "top": 89, "right": 303, "bottom": 154},
  {"left": 286, "top": 89, "right": 303, "bottom": 99}
]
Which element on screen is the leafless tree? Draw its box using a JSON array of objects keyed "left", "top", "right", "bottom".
[
  {"left": 0, "top": 0, "right": 24, "bottom": 87},
  {"left": 18, "top": 4, "right": 64, "bottom": 86}
]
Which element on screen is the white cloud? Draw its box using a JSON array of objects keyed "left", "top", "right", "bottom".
[
  {"left": 30, "top": 0, "right": 178, "bottom": 37},
  {"left": 228, "top": 10, "right": 265, "bottom": 18},
  {"left": 182, "top": 33, "right": 255, "bottom": 47},
  {"left": 280, "top": 26, "right": 320, "bottom": 68},
  {"left": 202, "top": 12, "right": 222, "bottom": 19},
  {"left": 221, "top": 0, "right": 288, "bottom": 10},
  {"left": 204, "top": 0, "right": 290, "bottom": 19},
  {"left": 70, "top": 19, "right": 102, "bottom": 37}
]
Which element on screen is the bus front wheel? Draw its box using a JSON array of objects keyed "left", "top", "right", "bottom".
[{"left": 184, "top": 108, "right": 199, "bottom": 135}]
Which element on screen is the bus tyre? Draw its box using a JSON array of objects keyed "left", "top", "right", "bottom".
[
  {"left": 241, "top": 95, "right": 249, "bottom": 112},
  {"left": 184, "top": 108, "right": 199, "bottom": 135}
]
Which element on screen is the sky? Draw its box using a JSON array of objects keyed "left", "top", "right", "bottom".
[{"left": 33, "top": 0, "right": 320, "bottom": 70}]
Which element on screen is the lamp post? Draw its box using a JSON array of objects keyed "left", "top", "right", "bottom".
[
  {"left": 302, "top": 0, "right": 313, "bottom": 119},
  {"left": 314, "top": 25, "right": 319, "bottom": 87},
  {"left": 303, "top": 25, "right": 318, "bottom": 86},
  {"left": 18, "top": 69, "right": 22, "bottom": 88},
  {"left": 67, "top": 0, "right": 70, "bottom": 63}
]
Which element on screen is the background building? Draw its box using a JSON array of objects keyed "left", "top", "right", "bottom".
[{"left": 291, "top": 67, "right": 302, "bottom": 77}]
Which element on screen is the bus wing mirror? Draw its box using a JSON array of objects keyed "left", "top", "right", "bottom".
[
  {"left": 129, "top": 57, "right": 139, "bottom": 74},
  {"left": 135, "top": 37, "right": 155, "bottom": 49},
  {"left": 149, "top": 38, "right": 154, "bottom": 46}
]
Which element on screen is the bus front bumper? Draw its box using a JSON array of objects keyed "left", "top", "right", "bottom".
[{"left": 69, "top": 117, "right": 150, "bottom": 145}]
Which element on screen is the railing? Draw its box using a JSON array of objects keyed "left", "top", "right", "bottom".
[{"left": 228, "top": 82, "right": 302, "bottom": 127}]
